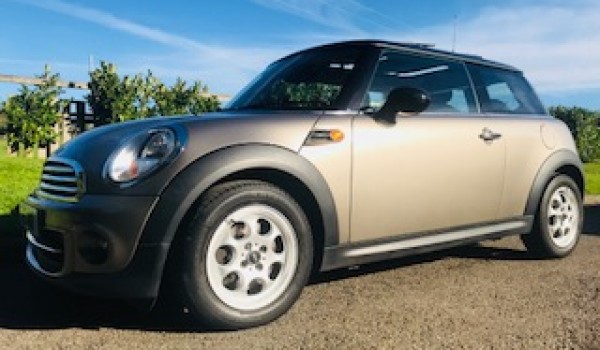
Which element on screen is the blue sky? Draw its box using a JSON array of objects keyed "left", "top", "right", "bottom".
[{"left": 1, "top": 0, "right": 599, "bottom": 109}]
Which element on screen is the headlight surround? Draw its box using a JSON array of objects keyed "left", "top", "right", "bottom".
[{"left": 107, "top": 128, "right": 178, "bottom": 183}]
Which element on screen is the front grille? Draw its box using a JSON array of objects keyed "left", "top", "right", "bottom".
[{"left": 37, "top": 158, "right": 85, "bottom": 202}]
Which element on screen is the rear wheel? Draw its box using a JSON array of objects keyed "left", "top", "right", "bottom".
[
  {"left": 179, "top": 180, "right": 312, "bottom": 329},
  {"left": 522, "top": 175, "right": 583, "bottom": 258}
]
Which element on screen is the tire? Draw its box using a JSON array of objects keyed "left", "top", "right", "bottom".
[
  {"left": 522, "top": 175, "right": 583, "bottom": 258},
  {"left": 178, "top": 180, "right": 313, "bottom": 330}
]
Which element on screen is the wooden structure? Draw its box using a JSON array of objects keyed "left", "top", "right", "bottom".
[
  {"left": 0, "top": 73, "right": 88, "bottom": 89},
  {"left": 0, "top": 73, "right": 231, "bottom": 102}
]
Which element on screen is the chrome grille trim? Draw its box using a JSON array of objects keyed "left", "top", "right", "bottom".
[
  {"left": 26, "top": 231, "right": 63, "bottom": 254},
  {"left": 37, "top": 157, "right": 85, "bottom": 202},
  {"left": 43, "top": 165, "right": 74, "bottom": 174}
]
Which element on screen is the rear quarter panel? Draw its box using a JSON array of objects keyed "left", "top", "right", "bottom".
[{"left": 499, "top": 116, "right": 578, "bottom": 217}]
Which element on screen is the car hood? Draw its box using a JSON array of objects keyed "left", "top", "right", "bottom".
[
  {"left": 54, "top": 116, "right": 189, "bottom": 160},
  {"left": 51, "top": 112, "right": 320, "bottom": 195}
]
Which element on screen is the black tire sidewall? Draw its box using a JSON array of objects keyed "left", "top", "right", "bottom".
[{"left": 181, "top": 182, "right": 313, "bottom": 329}]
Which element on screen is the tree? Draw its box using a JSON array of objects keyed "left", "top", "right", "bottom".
[
  {"left": 189, "top": 81, "right": 220, "bottom": 115},
  {"left": 132, "top": 70, "right": 159, "bottom": 119},
  {"left": 113, "top": 74, "right": 138, "bottom": 122},
  {"left": 550, "top": 106, "right": 585, "bottom": 138},
  {"left": 87, "top": 61, "right": 220, "bottom": 121},
  {"left": 154, "top": 78, "right": 190, "bottom": 116},
  {"left": 87, "top": 61, "right": 139, "bottom": 123},
  {"left": 153, "top": 78, "right": 219, "bottom": 116},
  {"left": 574, "top": 111, "right": 600, "bottom": 163},
  {"left": 0, "top": 110, "right": 7, "bottom": 134},
  {"left": 87, "top": 61, "right": 121, "bottom": 124},
  {"left": 2, "top": 65, "right": 64, "bottom": 157}
]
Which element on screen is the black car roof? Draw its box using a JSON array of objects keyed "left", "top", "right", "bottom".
[{"left": 285, "top": 40, "right": 520, "bottom": 72}]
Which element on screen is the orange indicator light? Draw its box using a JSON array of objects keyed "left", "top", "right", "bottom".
[{"left": 329, "top": 129, "right": 345, "bottom": 142}]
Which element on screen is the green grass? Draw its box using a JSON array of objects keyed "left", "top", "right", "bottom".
[
  {"left": 584, "top": 162, "right": 600, "bottom": 195},
  {"left": 0, "top": 138, "right": 42, "bottom": 247},
  {"left": 0, "top": 138, "right": 43, "bottom": 215}
]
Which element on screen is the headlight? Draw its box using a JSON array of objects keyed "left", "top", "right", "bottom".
[{"left": 107, "top": 129, "right": 178, "bottom": 183}]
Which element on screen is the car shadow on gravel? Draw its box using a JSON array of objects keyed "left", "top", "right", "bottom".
[
  {"left": 0, "top": 257, "right": 205, "bottom": 332},
  {"left": 583, "top": 203, "right": 600, "bottom": 235},
  {"left": 0, "top": 245, "right": 550, "bottom": 332},
  {"left": 310, "top": 243, "right": 532, "bottom": 286},
  {"left": 1, "top": 204, "right": 599, "bottom": 332}
]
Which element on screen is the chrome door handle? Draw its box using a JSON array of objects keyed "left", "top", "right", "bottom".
[{"left": 479, "top": 128, "right": 502, "bottom": 141}]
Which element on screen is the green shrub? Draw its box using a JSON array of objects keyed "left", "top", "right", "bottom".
[
  {"left": 0, "top": 110, "right": 7, "bottom": 135},
  {"left": 550, "top": 106, "right": 600, "bottom": 162},
  {"left": 87, "top": 62, "right": 220, "bottom": 122},
  {"left": 576, "top": 113, "right": 600, "bottom": 163}
]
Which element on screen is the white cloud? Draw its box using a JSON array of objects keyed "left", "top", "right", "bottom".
[
  {"left": 251, "top": 0, "right": 410, "bottom": 34},
  {"left": 15, "top": 0, "right": 206, "bottom": 52},
  {"left": 12, "top": 0, "right": 289, "bottom": 93},
  {"left": 10, "top": 0, "right": 600, "bottom": 97},
  {"left": 257, "top": 1, "right": 600, "bottom": 94},
  {"left": 395, "top": 3, "right": 600, "bottom": 93},
  {"left": 114, "top": 49, "right": 286, "bottom": 93}
]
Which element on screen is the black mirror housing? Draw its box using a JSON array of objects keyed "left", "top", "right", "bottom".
[{"left": 374, "top": 87, "right": 430, "bottom": 122}]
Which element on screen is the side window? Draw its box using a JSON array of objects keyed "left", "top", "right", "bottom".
[
  {"left": 468, "top": 64, "right": 546, "bottom": 115},
  {"left": 364, "top": 51, "right": 477, "bottom": 114}
]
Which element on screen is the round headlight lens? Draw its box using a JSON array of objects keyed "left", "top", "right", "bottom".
[
  {"left": 108, "top": 129, "right": 177, "bottom": 183},
  {"left": 109, "top": 147, "right": 139, "bottom": 182}
]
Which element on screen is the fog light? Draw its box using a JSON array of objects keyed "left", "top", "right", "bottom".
[{"left": 78, "top": 232, "right": 109, "bottom": 265}]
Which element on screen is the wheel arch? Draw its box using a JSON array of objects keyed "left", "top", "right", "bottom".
[
  {"left": 524, "top": 149, "right": 584, "bottom": 217},
  {"left": 141, "top": 144, "right": 338, "bottom": 281}
]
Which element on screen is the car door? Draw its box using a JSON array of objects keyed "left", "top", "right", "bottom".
[
  {"left": 350, "top": 51, "right": 506, "bottom": 242},
  {"left": 466, "top": 63, "right": 552, "bottom": 220}
]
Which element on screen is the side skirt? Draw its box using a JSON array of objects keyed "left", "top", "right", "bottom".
[{"left": 320, "top": 216, "right": 533, "bottom": 271}]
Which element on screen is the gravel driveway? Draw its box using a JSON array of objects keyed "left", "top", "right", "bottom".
[{"left": 1, "top": 200, "right": 599, "bottom": 349}]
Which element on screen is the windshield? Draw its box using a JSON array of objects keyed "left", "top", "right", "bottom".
[{"left": 226, "top": 46, "right": 363, "bottom": 111}]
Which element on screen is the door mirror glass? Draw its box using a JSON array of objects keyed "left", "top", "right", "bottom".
[{"left": 374, "top": 87, "right": 430, "bottom": 122}]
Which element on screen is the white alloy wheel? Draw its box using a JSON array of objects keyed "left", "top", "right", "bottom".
[
  {"left": 521, "top": 175, "right": 582, "bottom": 258},
  {"left": 546, "top": 185, "right": 579, "bottom": 249},
  {"left": 205, "top": 204, "right": 299, "bottom": 311}
]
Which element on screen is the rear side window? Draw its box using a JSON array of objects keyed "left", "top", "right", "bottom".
[
  {"left": 468, "top": 64, "right": 546, "bottom": 115},
  {"left": 364, "top": 50, "right": 477, "bottom": 114}
]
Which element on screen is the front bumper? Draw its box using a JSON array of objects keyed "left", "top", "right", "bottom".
[{"left": 22, "top": 193, "right": 166, "bottom": 299}]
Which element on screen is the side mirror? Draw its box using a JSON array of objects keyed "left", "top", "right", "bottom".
[{"left": 374, "top": 87, "right": 430, "bottom": 123}]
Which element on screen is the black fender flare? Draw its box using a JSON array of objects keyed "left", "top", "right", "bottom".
[
  {"left": 141, "top": 143, "right": 339, "bottom": 249},
  {"left": 524, "top": 149, "right": 584, "bottom": 217}
]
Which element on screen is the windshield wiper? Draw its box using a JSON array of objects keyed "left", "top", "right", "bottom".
[
  {"left": 236, "top": 102, "right": 273, "bottom": 110},
  {"left": 218, "top": 104, "right": 263, "bottom": 111}
]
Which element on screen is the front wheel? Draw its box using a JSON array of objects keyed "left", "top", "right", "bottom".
[
  {"left": 179, "top": 180, "right": 313, "bottom": 329},
  {"left": 522, "top": 175, "right": 583, "bottom": 258}
]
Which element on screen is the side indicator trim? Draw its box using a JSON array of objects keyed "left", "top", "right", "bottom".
[{"left": 305, "top": 129, "right": 345, "bottom": 146}]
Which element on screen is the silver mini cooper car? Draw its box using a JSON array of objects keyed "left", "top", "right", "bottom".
[{"left": 23, "top": 40, "right": 583, "bottom": 329}]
